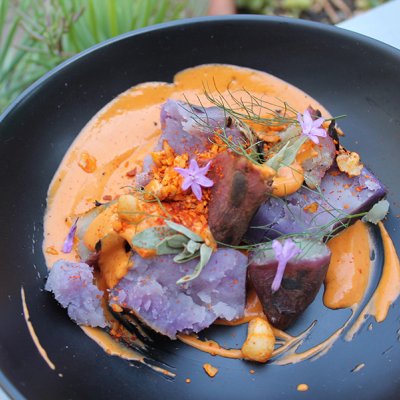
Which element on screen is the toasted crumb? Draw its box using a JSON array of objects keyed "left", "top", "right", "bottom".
[
  {"left": 249, "top": 369, "right": 255, "bottom": 374},
  {"left": 297, "top": 383, "right": 309, "bottom": 392},
  {"left": 336, "top": 151, "right": 363, "bottom": 177},
  {"left": 203, "top": 363, "right": 219, "bottom": 377},
  {"left": 45, "top": 246, "right": 59, "bottom": 255},
  {"left": 185, "top": 378, "right": 191, "bottom": 384},
  {"left": 78, "top": 152, "right": 97, "bottom": 173},
  {"left": 303, "top": 202, "right": 319, "bottom": 213},
  {"left": 110, "top": 303, "right": 123, "bottom": 313}
]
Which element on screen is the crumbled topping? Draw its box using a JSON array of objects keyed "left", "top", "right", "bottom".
[{"left": 336, "top": 151, "right": 363, "bottom": 177}]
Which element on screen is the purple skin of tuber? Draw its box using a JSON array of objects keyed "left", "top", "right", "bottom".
[
  {"left": 248, "top": 238, "right": 331, "bottom": 329},
  {"left": 245, "top": 165, "right": 387, "bottom": 243},
  {"left": 208, "top": 152, "right": 273, "bottom": 245},
  {"left": 157, "top": 99, "right": 243, "bottom": 156}
]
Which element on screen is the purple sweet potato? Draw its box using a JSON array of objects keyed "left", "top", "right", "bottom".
[
  {"left": 109, "top": 248, "right": 248, "bottom": 339},
  {"left": 157, "top": 99, "right": 243, "bottom": 156},
  {"left": 45, "top": 260, "right": 107, "bottom": 328},
  {"left": 246, "top": 165, "right": 387, "bottom": 243},
  {"left": 248, "top": 238, "right": 331, "bottom": 329},
  {"left": 208, "top": 152, "right": 273, "bottom": 245}
]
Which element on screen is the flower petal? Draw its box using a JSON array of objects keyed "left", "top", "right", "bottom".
[
  {"left": 175, "top": 167, "right": 191, "bottom": 178},
  {"left": 195, "top": 175, "right": 214, "bottom": 187},
  {"left": 271, "top": 260, "right": 286, "bottom": 293},
  {"left": 189, "top": 158, "right": 200, "bottom": 172},
  {"left": 191, "top": 182, "right": 202, "bottom": 200},
  {"left": 312, "top": 117, "right": 325, "bottom": 128},
  {"left": 62, "top": 218, "right": 79, "bottom": 254},
  {"left": 197, "top": 160, "right": 212, "bottom": 175},
  {"left": 310, "top": 128, "right": 327, "bottom": 138},
  {"left": 181, "top": 177, "right": 193, "bottom": 191}
]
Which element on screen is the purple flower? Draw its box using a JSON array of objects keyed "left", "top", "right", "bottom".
[
  {"left": 271, "top": 238, "right": 301, "bottom": 293},
  {"left": 297, "top": 109, "right": 327, "bottom": 144},
  {"left": 62, "top": 218, "right": 79, "bottom": 253},
  {"left": 175, "top": 159, "right": 214, "bottom": 201}
]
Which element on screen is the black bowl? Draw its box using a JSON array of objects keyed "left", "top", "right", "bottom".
[{"left": 1, "top": 16, "right": 400, "bottom": 400}]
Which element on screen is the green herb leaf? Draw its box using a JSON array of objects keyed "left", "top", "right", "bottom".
[
  {"left": 173, "top": 240, "right": 202, "bottom": 263},
  {"left": 164, "top": 220, "right": 203, "bottom": 242},
  {"left": 131, "top": 225, "right": 175, "bottom": 249},
  {"left": 266, "top": 135, "right": 307, "bottom": 171},
  {"left": 176, "top": 244, "right": 213, "bottom": 284},
  {"left": 362, "top": 199, "right": 390, "bottom": 224},
  {"left": 156, "top": 234, "right": 188, "bottom": 255}
]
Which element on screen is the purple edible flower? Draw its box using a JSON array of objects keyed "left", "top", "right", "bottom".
[
  {"left": 62, "top": 218, "right": 79, "bottom": 253},
  {"left": 297, "top": 109, "right": 327, "bottom": 144},
  {"left": 175, "top": 159, "right": 214, "bottom": 200},
  {"left": 271, "top": 238, "right": 301, "bottom": 293}
]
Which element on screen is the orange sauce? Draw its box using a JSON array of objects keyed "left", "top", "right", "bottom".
[
  {"left": 41, "top": 63, "right": 400, "bottom": 367},
  {"left": 21, "top": 286, "right": 56, "bottom": 370},
  {"left": 324, "top": 220, "right": 371, "bottom": 309}
]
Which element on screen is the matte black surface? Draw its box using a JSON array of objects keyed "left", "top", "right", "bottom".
[{"left": 1, "top": 16, "right": 400, "bottom": 400}]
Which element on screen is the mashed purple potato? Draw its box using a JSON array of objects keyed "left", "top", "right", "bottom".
[
  {"left": 45, "top": 260, "right": 107, "bottom": 328},
  {"left": 109, "top": 249, "right": 248, "bottom": 338}
]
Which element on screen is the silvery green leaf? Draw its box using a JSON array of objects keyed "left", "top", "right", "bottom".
[
  {"left": 156, "top": 234, "right": 187, "bottom": 255},
  {"left": 164, "top": 220, "right": 203, "bottom": 242},
  {"left": 186, "top": 239, "right": 202, "bottom": 254},
  {"left": 176, "top": 244, "right": 213, "bottom": 284},
  {"left": 362, "top": 199, "right": 390, "bottom": 224},
  {"left": 166, "top": 234, "right": 189, "bottom": 249},
  {"left": 173, "top": 249, "right": 200, "bottom": 263},
  {"left": 266, "top": 135, "right": 307, "bottom": 171},
  {"left": 131, "top": 225, "right": 175, "bottom": 249}
]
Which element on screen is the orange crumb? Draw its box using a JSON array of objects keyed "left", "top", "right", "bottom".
[
  {"left": 297, "top": 383, "right": 309, "bottom": 392},
  {"left": 185, "top": 378, "right": 191, "bottom": 384},
  {"left": 303, "top": 202, "right": 319, "bottom": 213},
  {"left": 126, "top": 167, "right": 137, "bottom": 177},
  {"left": 78, "top": 152, "right": 97, "bottom": 173},
  {"left": 343, "top": 204, "right": 350, "bottom": 209},
  {"left": 203, "top": 363, "right": 219, "bottom": 378},
  {"left": 249, "top": 369, "right": 255, "bottom": 374},
  {"left": 45, "top": 246, "right": 59, "bottom": 255}
]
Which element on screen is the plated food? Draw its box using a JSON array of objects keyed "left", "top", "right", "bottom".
[{"left": 43, "top": 64, "right": 399, "bottom": 370}]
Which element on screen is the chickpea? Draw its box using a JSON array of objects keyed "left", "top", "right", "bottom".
[{"left": 241, "top": 317, "right": 275, "bottom": 363}]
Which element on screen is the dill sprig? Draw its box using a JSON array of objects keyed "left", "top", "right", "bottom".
[{"left": 203, "top": 79, "right": 299, "bottom": 127}]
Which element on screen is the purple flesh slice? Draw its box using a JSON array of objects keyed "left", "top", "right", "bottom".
[
  {"left": 157, "top": 99, "right": 243, "bottom": 156},
  {"left": 248, "top": 238, "right": 331, "bottom": 329},
  {"left": 245, "top": 165, "right": 387, "bottom": 243},
  {"left": 45, "top": 260, "right": 107, "bottom": 328},
  {"left": 302, "top": 134, "right": 336, "bottom": 188},
  {"left": 109, "top": 248, "right": 248, "bottom": 339},
  {"left": 208, "top": 152, "right": 272, "bottom": 245}
]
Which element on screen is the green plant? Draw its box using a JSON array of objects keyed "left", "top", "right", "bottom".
[{"left": 0, "top": 0, "right": 207, "bottom": 113}]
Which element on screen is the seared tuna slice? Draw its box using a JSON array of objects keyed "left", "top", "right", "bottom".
[
  {"left": 248, "top": 239, "right": 331, "bottom": 329},
  {"left": 246, "top": 165, "right": 386, "bottom": 243},
  {"left": 109, "top": 248, "right": 248, "bottom": 339},
  {"left": 157, "top": 99, "right": 243, "bottom": 156},
  {"left": 208, "top": 152, "right": 273, "bottom": 245}
]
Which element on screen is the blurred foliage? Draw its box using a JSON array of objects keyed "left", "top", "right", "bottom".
[
  {"left": 0, "top": 0, "right": 207, "bottom": 113},
  {"left": 236, "top": 0, "right": 388, "bottom": 19}
]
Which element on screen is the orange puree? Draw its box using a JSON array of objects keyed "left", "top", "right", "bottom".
[
  {"left": 324, "top": 220, "right": 371, "bottom": 309},
  {"left": 372, "top": 222, "right": 400, "bottom": 321}
]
